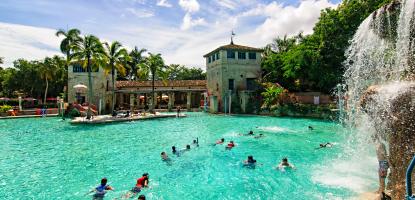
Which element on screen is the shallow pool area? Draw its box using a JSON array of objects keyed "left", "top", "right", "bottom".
[{"left": 0, "top": 113, "right": 377, "bottom": 199}]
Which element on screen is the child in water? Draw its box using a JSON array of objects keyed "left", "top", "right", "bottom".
[
  {"left": 226, "top": 141, "right": 236, "bottom": 150},
  {"left": 90, "top": 177, "right": 113, "bottom": 200},
  {"left": 277, "top": 158, "right": 295, "bottom": 170}
]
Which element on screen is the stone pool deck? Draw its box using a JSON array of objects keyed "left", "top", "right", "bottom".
[{"left": 70, "top": 113, "right": 185, "bottom": 124}]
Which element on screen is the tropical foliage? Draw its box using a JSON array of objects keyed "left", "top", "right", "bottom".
[
  {"left": 140, "top": 53, "right": 165, "bottom": 112},
  {"left": 261, "top": 0, "right": 393, "bottom": 93}
]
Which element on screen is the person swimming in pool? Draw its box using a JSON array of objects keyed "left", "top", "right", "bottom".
[
  {"left": 243, "top": 155, "right": 257, "bottom": 168},
  {"left": 90, "top": 177, "right": 113, "bottom": 200},
  {"left": 277, "top": 158, "right": 295, "bottom": 170},
  {"left": 315, "top": 142, "right": 333, "bottom": 149},
  {"left": 138, "top": 194, "right": 146, "bottom": 200},
  {"left": 161, "top": 152, "right": 170, "bottom": 161},
  {"left": 123, "top": 173, "right": 149, "bottom": 198},
  {"left": 308, "top": 126, "right": 314, "bottom": 131},
  {"left": 239, "top": 130, "right": 254, "bottom": 136},
  {"left": 183, "top": 144, "right": 191, "bottom": 151},
  {"left": 254, "top": 134, "right": 264, "bottom": 139},
  {"left": 215, "top": 138, "right": 225, "bottom": 144},
  {"left": 225, "top": 141, "right": 235, "bottom": 150},
  {"left": 193, "top": 138, "right": 199, "bottom": 147}
]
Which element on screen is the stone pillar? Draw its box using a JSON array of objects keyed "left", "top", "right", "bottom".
[
  {"left": 119, "top": 93, "right": 124, "bottom": 109},
  {"left": 187, "top": 91, "right": 192, "bottom": 111},
  {"left": 168, "top": 92, "right": 175, "bottom": 111},
  {"left": 153, "top": 92, "right": 158, "bottom": 110},
  {"left": 129, "top": 94, "right": 134, "bottom": 113}
]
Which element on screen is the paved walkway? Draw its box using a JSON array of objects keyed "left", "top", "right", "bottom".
[{"left": 70, "top": 113, "right": 185, "bottom": 124}]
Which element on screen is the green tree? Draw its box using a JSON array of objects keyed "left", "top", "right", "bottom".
[
  {"left": 56, "top": 29, "right": 81, "bottom": 100},
  {"left": 128, "top": 47, "right": 147, "bottom": 80},
  {"left": 38, "top": 56, "right": 64, "bottom": 104},
  {"left": 72, "top": 35, "right": 105, "bottom": 119},
  {"left": 103, "top": 41, "right": 128, "bottom": 113},
  {"left": 140, "top": 53, "right": 165, "bottom": 112},
  {"left": 0, "top": 57, "right": 3, "bottom": 65}
]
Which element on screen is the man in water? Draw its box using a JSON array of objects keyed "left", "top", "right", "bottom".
[
  {"left": 240, "top": 131, "right": 254, "bottom": 136},
  {"left": 183, "top": 144, "right": 191, "bottom": 151},
  {"left": 138, "top": 195, "right": 146, "bottom": 200},
  {"left": 376, "top": 142, "right": 389, "bottom": 194},
  {"left": 243, "top": 155, "right": 257, "bottom": 168},
  {"left": 315, "top": 142, "right": 333, "bottom": 149},
  {"left": 90, "top": 177, "right": 113, "bottom": 200},
  {"left": 277, "top": 158, "right": 295, "bottom": 170},
  {"left": 308, "top": 126, "right": 314, "bottom": 131},
  {"left": 172, "top": 146, "right": 180, "bottom": 156}
]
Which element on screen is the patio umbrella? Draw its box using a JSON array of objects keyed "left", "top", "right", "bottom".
[{"left": 73, "top": 84, "right": 88, "bottom": 90}]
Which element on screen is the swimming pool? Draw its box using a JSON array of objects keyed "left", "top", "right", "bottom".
[{"left": 0, "top": 113, "right": 377, "bottom": 199}]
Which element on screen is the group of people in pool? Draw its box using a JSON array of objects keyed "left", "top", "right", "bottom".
[
  {"left": 89, "top": 174, "right": 149, "bottom": 200},
  {"left": 89, "top": 126, "right": 331, "bottom": 199}
]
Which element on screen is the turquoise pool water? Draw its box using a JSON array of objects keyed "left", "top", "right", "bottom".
[{"left": 0, "top": 113, "right": 376, "bottom": 199}]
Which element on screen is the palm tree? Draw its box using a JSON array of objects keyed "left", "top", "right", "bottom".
[
  {"left": 128, "top": 47, "right": 147, "bottom": 80},
  {"left": 72, "top": 35, "right": 106, "bottom": 119},
  {"left": 56, "top": 29, "right": 81, "bottom": 99},
  {"left": 103, "top": 41, "right": 128, "bottom": 113},
  {"left": 140, "top": 53, "right": 165, "bottom": 112},
  {"left": 38, "top": 56, "right": 63, "bottom": 104}
]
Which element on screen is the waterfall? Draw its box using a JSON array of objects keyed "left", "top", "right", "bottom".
[{"left": 340, "top": 0, "right": 415, "bottom": 198}]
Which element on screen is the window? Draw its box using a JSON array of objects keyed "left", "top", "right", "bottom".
[
  {"left": 216, "top": 52, "right": 220, "bottom": 60},
  {"left": 72, "top": 64, "right": 99, "bottom": 73},
  {"left": 246, "top": 78, "right": 256, "bottom": 90},
  {"left": 228, "top": 79, "right": 234, "bottom": 91},
  {"left": 249, "top": 52, "right": 257, "bottom": 59},
  {"left": 212, "top": 55, "right": 215, "bottom": 62},
  {"left": 208, "top": 57, "right": 211, "bottom": 63},
  {"left": 238, "top": 52, "right": 246, "bottom": 59},
  {"left": 227, "top": 50, "right": 235, "bottom": 59}
]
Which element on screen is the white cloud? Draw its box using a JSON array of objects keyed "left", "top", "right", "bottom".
[
  {"left": 181, "top": 13, "right": 207, "bottom": 30},
  {"left": 156, "top": 0, "right": 172, "bottom": 7},
  {"left": 217, "top": 0, "right": 237, "bottom": 10},
  {"left": 179, "top": 0, "right": 200, "bottom": 13},
  {"left": 125, "top": 7, "right": 154, "bottom": 18},
  {"left": 0, "top": 0, "right": 338, "bottom": 69},
  {"left": 0, "top": 22, "right": 60, "bottom": 67},
  {"left": 241, "top": 0, "right": 337, "bottom": 42}
]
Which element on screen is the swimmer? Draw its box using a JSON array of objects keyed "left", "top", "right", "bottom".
[
  {"left": 138, "top": 194, "right": 146, "bottom": 200},
  {"left": 215, "top": 138, "right": 225, "bottom": 144},
  {"left": 315, "top": 142, "right": 333, "bottom": 149},
  {"left": 172, "top": 146, "right": 177, "bottom": 154},
  {"left": 89, "top": 177, "right": 113, "bottom": 200},
  {"left": 193, "top": 138, "right": 199, "bottom": 147},
  {"left": 161, "top": 152, "right": 170, "bottom": 161},
  {"left": 277, "top": 158, "right": 295, "bottom": 170},
  {"left": 225, "top": 141, "right": 235, "bottom": 150},
  {"left": 123, "top": 173, "right": 149, "bottom": 198},
  {"left": 243, "top": 155, "right": 257, "bottom": 167},
  {"left": 254, "top": 134, "right": 264, "bottom": 139},
  {"left": 308, "top": 126, "right": 314, "bottom": 131},
  {"left": 136, "top": 173, "right": 149, "bottom": 188},
  {"left": 239, "top": 130, "right": 254, "bottom": 136}
]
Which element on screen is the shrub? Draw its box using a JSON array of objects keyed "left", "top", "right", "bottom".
[
  {"left": 0, "top": 105, "right": 13, "bottom": 113},
  {"left": 68, "top": 108, "right": 81, "bottom": 118}
]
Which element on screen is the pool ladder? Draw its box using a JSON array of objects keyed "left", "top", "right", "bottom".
[{"left": 407, "top": 155, "right": 415, "bottom": 200}]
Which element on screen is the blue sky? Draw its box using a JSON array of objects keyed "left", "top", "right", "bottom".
[{"left": 0, "top": 0, "right": 341, "bottom": 68}]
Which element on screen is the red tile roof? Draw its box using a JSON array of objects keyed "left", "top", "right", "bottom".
[
  {"left": 204, "top": 43, "right": 263, "bottom": 57},
  {"left": 116, "top": 80, "right": 206, "bottom": 88}
]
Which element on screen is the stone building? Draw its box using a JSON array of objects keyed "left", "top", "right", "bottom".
[
  {"left": 67, "top": 63, "right": 113, "bottom": 114},
  {"left": 204, "top": 43, "right": 263, "bottom": 113}
]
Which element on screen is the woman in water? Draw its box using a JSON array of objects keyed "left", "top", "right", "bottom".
[
  {"left": 215, "top": 138, "right": 225, "bottom": 144},
  {"left": 123, "top": 173, "right": 149, "bottom": 198},
  {"left": 225, "top": 141, "right": 235, "bottom": 150}
]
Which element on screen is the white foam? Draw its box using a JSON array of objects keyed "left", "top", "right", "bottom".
[
  {"left": 257, "top": 126, "right": 293, "bottom": 133},
  {"left": 312, "top": 155, "right": 378, "bottom": 193}
]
